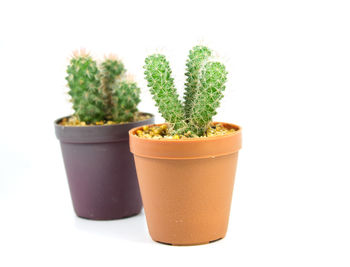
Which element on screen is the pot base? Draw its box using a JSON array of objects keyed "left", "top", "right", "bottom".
[
  {"left": 155, "top": 237, "right": 224, "bottom": 246},
  {"left": 75, "top": 209, "right": 141, "bottom": 221}
]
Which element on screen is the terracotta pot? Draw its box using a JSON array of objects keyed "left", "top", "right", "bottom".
[
  {"left": 55, "top": 113, "right": 154, "bottom": 220},
  {"left": 129, "top": 122, "right": 242, "bottom": 245}
]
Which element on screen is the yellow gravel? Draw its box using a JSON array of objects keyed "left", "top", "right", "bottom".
[
  {"left": 136, "top": 123, "right": 236, "bottom": 139},
  {"left": 60, "top": 113, "right": 151, "bottom": 126}
]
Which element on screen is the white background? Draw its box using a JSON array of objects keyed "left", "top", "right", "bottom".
[{"left": 0, "top": 0, "right": 349, "bottom": 266}]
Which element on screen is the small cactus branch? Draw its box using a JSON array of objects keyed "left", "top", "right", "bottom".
[
  {"left": 144, "top": 54, "right": 188, "bottom": 134},
  {"left": 66, "top": 51, "right": 106, "bottom": 123},
  {"left": 100, "top": 57, "right": 125, "bottom": 119},
  {"left": 66, "top": 50, "right": 141, "bottom": 124},
  {"left": 188, "top": 61, "right": 228, "bottom": 136},
  {"left": 184, "top": 46, "right": 212, "bottom": 120},
  {"left": 111, "top": 80, "right": 140, "bottom": 123}
]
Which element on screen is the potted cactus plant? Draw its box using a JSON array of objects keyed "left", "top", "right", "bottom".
[
  {"left": 129, "top": 46, "right": 242, "bottom": 245},
  {"left": 55, "top": 50, "right": 154, "bottom": 220}
]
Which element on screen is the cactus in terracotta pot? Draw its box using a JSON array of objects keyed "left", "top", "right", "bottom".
[
  {"left": 65, "top": 50, "right": 141, "bottom": 124},
  {"left": 130, "top": 45, "right": 241, "bottom": 246},
  {"left": 143, "top": 45, "right": 228, "bottom": 136}
]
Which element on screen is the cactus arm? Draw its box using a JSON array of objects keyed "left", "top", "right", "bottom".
[
  {"left": 188, "top": 61, "right": 228, "bottom": 136},
  {"left": 66, "top": 54, "right": 99, "bottom": 110},
  {"left": 76, "top": 88, "right": 106, "bottom": 123},
  {"left": 144, "top": 54, "right": 188, "bottom": 134},
  {"left": 65, "top": 52, "right": 105, "bottom": 123},
  {"left": 111, "top": 80, "right": 140, "bottom": 122},
  {"left": 100, "top": 57, "right": 125, "bottom": 119},
  {"left": 183, "top": 46, "right": 212, "bottom": 120}
]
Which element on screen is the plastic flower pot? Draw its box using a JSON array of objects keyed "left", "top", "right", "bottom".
[
  {"left": 55, "top": 113, "right": 154, "bottom": 220},
  {"left": 129, "top": 122, "right": 242, "bottom": 245}
]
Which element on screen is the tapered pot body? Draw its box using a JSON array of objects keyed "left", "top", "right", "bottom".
[
  {"left": 55, "top": 113, "right": 154, "bottom": 220},
  {"left": 129, "top": 122, "right": 242, "bottom": 245}
]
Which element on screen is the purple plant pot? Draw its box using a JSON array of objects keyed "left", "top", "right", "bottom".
[{"left": 54, "top": 113, "right": 154, "bottom": 220}]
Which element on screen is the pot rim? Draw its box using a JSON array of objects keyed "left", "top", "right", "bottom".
[
  {"left": 54, "top": 112, "right": 154, "bottom": 128},
  {"left": 129, "top": 122, "right": 241, "bottom": 143},
  {"left": 55, "top": 112, "right": 154, "bottom": 144},
  {"left": 129, "top": 122, "right": 242, "bottom": 160}
]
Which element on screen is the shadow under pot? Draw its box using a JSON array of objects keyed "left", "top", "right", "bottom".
[
  {"left": 129, "top": 122, "right": 242, "bottom": 245},
  {"left": 55, "top": 113, "right": 154, "bottom": 220}
]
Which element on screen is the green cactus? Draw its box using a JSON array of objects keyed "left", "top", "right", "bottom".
[
  {"left": 184, "top": 46, "right": 212, "bottom": 120},
  {"left": 66, "top": 51, "right": 105, "bottom": 123},
  {"left": 189, "top": 62, "right": 228, "bottom": 136},
  {"left": 66, "top": 50, "right": 140, "bottom": 124},
  {"left": 144, "top": 54, "right": 188, "bottom": 133},
  {"left": 144, "top": 46, "right": 228, "bottom": 136},
  {"left": 100, "top": 57, "right": 125, "bottom": 119},
  {"left": 111, "top": 80, "right": 141, "bottom": 122}
]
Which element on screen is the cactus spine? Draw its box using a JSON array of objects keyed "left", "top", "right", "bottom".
[
  {"left": 144, "top": 46, "right": 228, "bottom": 136},
  {"left": 66, "top": 50, "right": 140, "bottom": 124}
]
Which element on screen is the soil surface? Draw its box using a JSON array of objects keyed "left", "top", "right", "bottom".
[
  {"left": 135, "top": 123, "right": 236, "bottom": 139},
  {"left": 59, "top": 113, "right": 151, "bottom": 126}
]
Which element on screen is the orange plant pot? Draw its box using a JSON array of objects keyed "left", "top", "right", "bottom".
[{"left": 129, "top": 122, "right": 242, "bottom": 246}]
